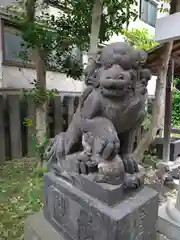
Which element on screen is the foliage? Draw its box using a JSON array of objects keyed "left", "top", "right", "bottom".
[
  {"left": 23, "top": 117, "right": 50, "bottom": 158},
  {"left": 172, "top": 78, "right": 180, "bottom": 127},
  {"left": 158, "top": 0, "right": 170, "bottom": 13},
  {"left": 7, "top": 0, "right": 84, "bottom": 79},
  {"left": 142, "top": 112, "right": 152, "bottom": 131},
  {"left": 33, "top": 134, "right": 50, "bottom": 157},
  {"left": 7, "top": 0, "right": 138, "bottom": 79},
  {"left": 0, "top": 158, "right": 43, "bottom": 240},
  {"left": 5, "top": 0, "right": 139, "bottom": 110},
  {"left": 123, "top": 27, "right": 157, "bottom": 131},
  {"left": 123, "top": 28, "right": 158, "bottom": 51},
  {"left": 21, "top": 86, "right": 59, "bottom": 105},
  {"left": 142, "top": 152, "right": 159, "bottom": 168},
  {"left": 47, "top": 0, "right": 138, "bottom": 48}
]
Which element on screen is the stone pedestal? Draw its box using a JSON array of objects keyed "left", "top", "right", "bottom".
[
  {"left": 158, "top": 176, "right": 180, "bottom": 240},
  {"left": 158, "top": 200, "right": 180, "bottom": 240},
  {"left": 35, "top": 172, "right": 158, "bottom": 240}
]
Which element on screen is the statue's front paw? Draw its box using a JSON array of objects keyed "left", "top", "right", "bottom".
[
  {"left": 123, "top": 174, "right": 141, "bottom": 189},
  {"left": 122, "top": 154, "right": 139, "bottom": 174},
  {"left": 94, "top": 136, "right": 120, "bottom": 161}
]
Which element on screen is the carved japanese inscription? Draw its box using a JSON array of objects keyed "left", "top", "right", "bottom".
[
  {"left": 133, "top": 208, "right": 146, "bottom": 239},
  {"left": 51, "top": 187, "right": 68, "bottom": 224},
  {"left": 77, "top": 210, "right": 95, "bottom": 240}
]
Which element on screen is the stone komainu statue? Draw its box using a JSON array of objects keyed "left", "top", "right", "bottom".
[{"left": 46, "top": 42, "right": 151, "bottom": 187}]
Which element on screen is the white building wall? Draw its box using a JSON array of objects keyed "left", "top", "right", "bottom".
[
  {"left": 1, "top": 66, "right": 83, "bottom": 92},
  {"left": 0, "top": 15, "right": 83, "bottom": 92}
]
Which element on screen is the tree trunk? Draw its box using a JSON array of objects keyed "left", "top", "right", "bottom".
[
  {"left": 35, "top": 50, "right": 47, "bottom": 167},
  {"left": 83, "top": 0, "right": 103, "bottom": 89},
  {"left": 25, "top": 0, "right": 37, "bottom": 21},
  {"left": 89, "top": 0, "right": 103, "bottom": 58},
  {"left": 25, "top": 0, "right": 47, "bottom": 166},
  {"left": 134, "top": 41, "right": 173, "bottom": 162},
  {"left": 35, "top": 51, "right": 46, "bottom": 143}
]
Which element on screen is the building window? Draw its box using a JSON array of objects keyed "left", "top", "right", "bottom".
[
  {"left": 2, "top": 22, "right": 35, "bottom": 67},
  {"left": 140, "top": 0, "right": 158, "bottom": 27},
  {"left": 1, "top": 20, "right": 82, "bottom": 71}
]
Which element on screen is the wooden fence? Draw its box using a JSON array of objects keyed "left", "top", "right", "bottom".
[
  {"left": 0, "top": 93, "right": 80, "bottom": 164},
  {"left": 1, "top": 92, "right": 177, "bottom": 164}
]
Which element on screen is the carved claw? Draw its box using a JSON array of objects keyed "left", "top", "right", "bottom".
[
  {"left": 95, "top": 137, "right": 120, "bottom": 161},
  {"left": 81, "top": 117, "right": 120, "bottom": 161},
  {"left": 122, "top": 154, "right": 139, "bottom": 174},
  {"left": 123, "top": 174, "right": 141, "bottom": 189},
  {"left": 78, "top": 161, "right": 98, "bottom": 175}
]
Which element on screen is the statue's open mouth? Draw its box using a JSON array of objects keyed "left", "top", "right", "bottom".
[
  {"left": 101, "top": 87, "right": 127, "bottom": 97},
  {"left": 100, "top": 79, "right": 130, "bottom": 97},
  {"left": 100, "top": 78, "right": 131, "bottom": 97}
]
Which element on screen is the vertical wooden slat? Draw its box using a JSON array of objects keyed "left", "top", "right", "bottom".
[
  {"left": 54, "top": 96, "right": 63, "bottom": 135},
  {"left": 20, "top": 99, "right": 28, "bottom": 156},
  {"left": 68, "top": 96, "right": 75, "bottom": 125},
  {"left": 74, "top": 96, "right": 80, "bottom": 112},
  {"left": 27, "top": 98, "right": 36, "bottom": 157},
  {"left": 47, "top": 99, "right": 53, "bottom": 138},
  {"left": 8, "top": 95, "right": 22, "bottom": 159},
  {"left": 0, "top": 95, "right": 6, "bottom": 163}
]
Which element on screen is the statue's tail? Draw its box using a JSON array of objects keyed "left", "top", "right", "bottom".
[
  {"left": 45, "top": 132, "right": 66, "bottom": 170},
  {"left": 45, "top": 132, "right": 82, "bottom": 187}
]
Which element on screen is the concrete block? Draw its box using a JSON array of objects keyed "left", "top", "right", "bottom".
[{"left": 158, "top": 201, "right": 180, "bottom": 240}]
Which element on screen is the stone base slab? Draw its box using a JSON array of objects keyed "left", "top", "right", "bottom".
[
  {"left": 158, "top": 201, "right": 180, "bottom": 240},
  {"left": 44, "top": 172, "right": 159, "bottom": 240},
  {"left": 24, "top": 212, "right": 169, "bottom": 240},
  {"left": 24, "top": 211, "right": 65, "bottom": 240}
]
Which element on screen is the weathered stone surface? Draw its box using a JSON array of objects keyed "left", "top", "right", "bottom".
[
  {"left": 25, "top": 211, "right": 164, "bottom": 240},
  {"left": 24, "top": 211, "right": 65, "bottom": 240},
  {"left": 44, "top": 172, "right": 159, "bottom": 240},
  {"left": 45, "top": 42, "right": 151, "bottom": 187},
  {"left": 51, "top": 171, "right": 143, "bottom": 206}
]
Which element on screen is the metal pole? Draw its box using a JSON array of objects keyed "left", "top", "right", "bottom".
[{"left": 163, "top": 60, "right": 174, "bottom": 162}]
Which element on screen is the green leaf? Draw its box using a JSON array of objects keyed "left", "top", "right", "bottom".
[{"left": 122, "top": 27, "right": 158, "bottom": 51}]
